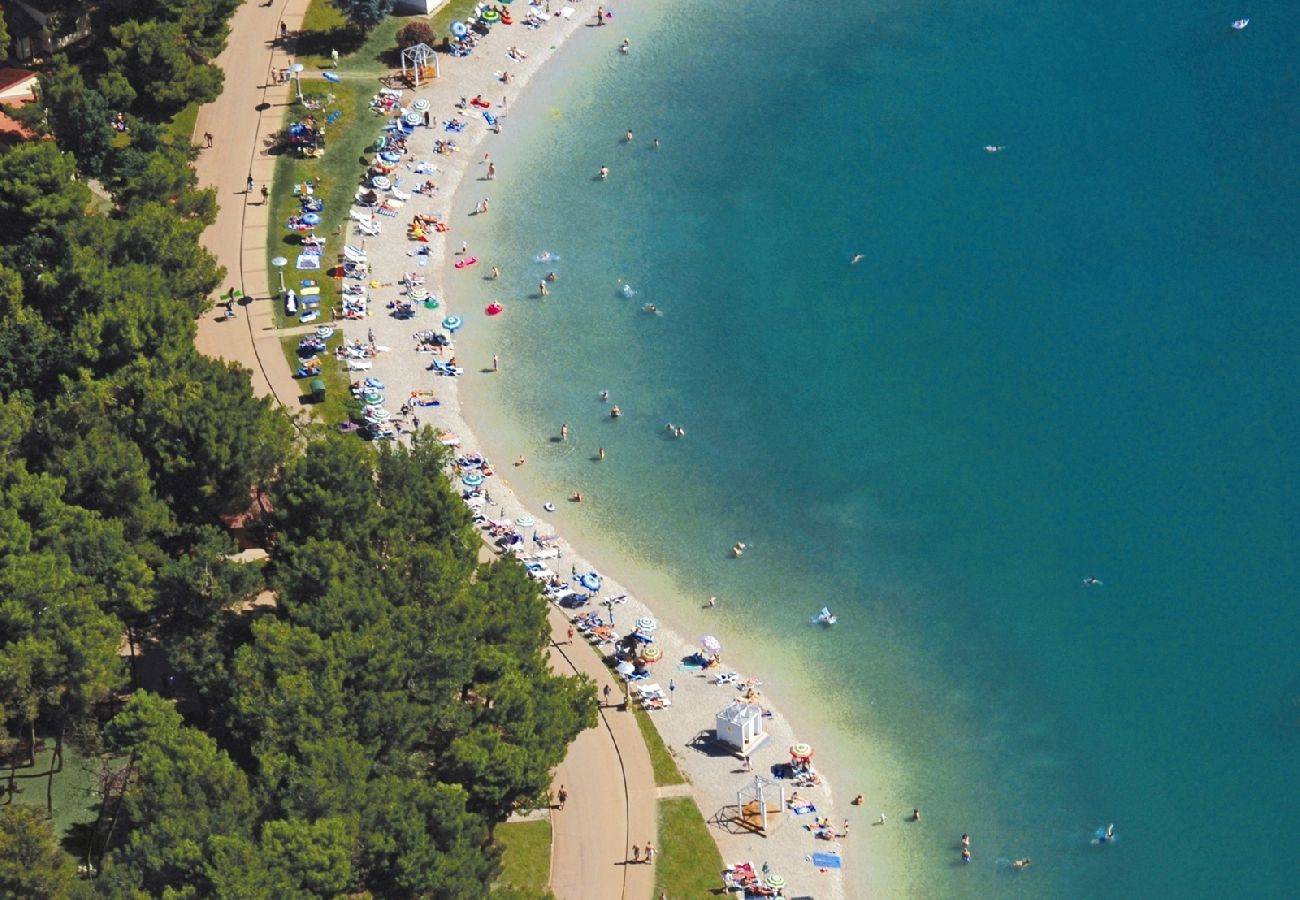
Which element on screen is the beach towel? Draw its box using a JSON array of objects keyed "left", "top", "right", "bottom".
[
  {"left": 792, "top": 803, "right": 817, "bottom": 816},
  {"left": 810, "top": 852, "right": 842, "bottom": 869},
  {"left": 295, "top": 252, "right": 321, "bottom": 270}
]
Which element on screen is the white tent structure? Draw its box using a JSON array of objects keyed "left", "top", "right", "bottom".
[
  {"left": 395, "top": 0, "right": 437, "bottom": 13},
  {"left": 400, "top": 42, "right": 439, "bottom": 86},
  {"left": 715, "top": 700, "right": 767, "bottom": 755}
]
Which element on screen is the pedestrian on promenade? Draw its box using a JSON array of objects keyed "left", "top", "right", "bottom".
[
  {"left": 260, "top": 185, "right": 269, "bottom": 204},
  {"left": 630, "top": 844, "right": 640, "bottom": 863},
  {"left": 203, "top": 131, "right": 214, "bottom": 148},
  {"left": 246, "top": 174, "right": 255, "bottom": 194},
  {"left": 603, "top": 684, "right": 612, "bottom": 705},
  {"left": 280, "top": 21, "right": 288, "bottom": 42},
  {"left": 566, "top": 625, "right": 574, "bottom": 644},
  {"left": 557, "top": 785, "right": 567, "bottom": 809},
  {"left": 644, "top": 842, "right": 656, "bottom": 864},
  {"left": 331, "top": 48, "right": 339, "bottom": 68}
]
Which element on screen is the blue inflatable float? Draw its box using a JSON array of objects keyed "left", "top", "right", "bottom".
[{"left": 323, "top": 71, "right": 341, "bottom": 83}]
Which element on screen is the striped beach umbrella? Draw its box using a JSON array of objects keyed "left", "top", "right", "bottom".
[
  {"left": 514, "top": 516, "right": 535, "bottom": 528},
  {"left": 411, "top": 98, "right": 431, "bottom": 112},
  {"left": 462, "top": 472, "right": 484, "bottom": 487},
  {"left": 635, "top": 616, "right": 657, "bottom": 633},
  {"left": 765, "top": 873, "right": 786, "bottom": 891},
  {"left": 790, "top": 743, "right": 814, "bottom": 762},
  {"left": 641, "top": 646, "right": 663, "bottom": 663}
]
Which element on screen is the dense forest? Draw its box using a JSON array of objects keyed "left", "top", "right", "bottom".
[{"left": 0, "top": 2, "right": 592, "bottom": 896}]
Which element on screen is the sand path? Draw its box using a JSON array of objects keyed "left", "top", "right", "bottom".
[{"left": 193, "top": 0, "right": 311, "bottom": 412}]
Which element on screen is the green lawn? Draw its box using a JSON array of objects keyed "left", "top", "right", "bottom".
[
  {"left": 632, "top": 704, "right": 687, "bottom": 787},
  {"left": 493, "top": 819, "right": 553, "bottom": 897},
  {"left": 6, "top": 738, "right": 116, "bottom": 858},
  {"left": 165, "top": 101, "right": 200, "bottom": 147},
  {"left": 653, "top": 797, "right": 724, "bottom": 900}
]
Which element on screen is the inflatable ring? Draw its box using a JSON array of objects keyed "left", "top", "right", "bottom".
[{"left": 486, "top": 302, "right": 504, "bottom": 316}]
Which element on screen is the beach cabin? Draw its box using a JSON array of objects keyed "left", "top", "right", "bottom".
[
  {"left": 394, "top": 0, "right": 438, "bottom": 13},
  {"left": 715, "top": 700, "right": 767, "bottom": 756}
]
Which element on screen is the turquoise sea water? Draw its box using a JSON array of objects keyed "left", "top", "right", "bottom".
[{"left": 453, "top": 1, "right": 1300, "bottom": 895}]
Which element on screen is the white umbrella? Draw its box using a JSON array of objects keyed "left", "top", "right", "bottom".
[
  {"left": 615, "top": 660, "right": 634, "bottom": 676},
  {"left": 635, "top": 616, "right": 658, "bottom": 633},
  {"left": 411, "top": 98, "right": 431, "bottom": 112},
  {"left": 515, "top": 516, "right": 535, "bottom": 528},
  {"left": 701, "top": 635, "right": 722, "bottom": 656}
]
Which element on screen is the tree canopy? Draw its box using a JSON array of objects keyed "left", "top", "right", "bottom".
[{"left": 0, "top": 2, "right": 594, "bottom": 894}]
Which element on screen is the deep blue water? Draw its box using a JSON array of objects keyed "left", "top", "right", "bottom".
[{"left": 453, "top": 1, "right": 1300, "bottom": 895}]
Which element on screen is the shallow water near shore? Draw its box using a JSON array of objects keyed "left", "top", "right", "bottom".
[{"left": 453, "top": 1, "right": 1300, "bottom": 895}]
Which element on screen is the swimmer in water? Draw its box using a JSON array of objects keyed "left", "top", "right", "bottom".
[
  {"left": 1083, "top": 576, "right": 1103, "bottom": 586},
  {"left": 545, "top": 271, "right": 557, "bottom": 282},
  {"left": 1104, "top": 823, "right": 1115, "bottom": 842},
  {"left": 598, "top": 447, "right": 606, "bottom": 460},
  {"left": 851, "top": 253, "right": 864, "bottom": 265},
  {"left": 625, "top": 129, "right": 634, "bottom": 143},
  {"left": 1011, "top": 858, "right": 1031, "bottom": 871},
  {"left": 598, "top": 165, "right": 609, "bottom": 180},
  {"left": 644, "top": 303, "right": 657, "bottom": 313},
  {"left": 491, "top": 265, "right": 501, "bottom": 279},
  {"left": 610, "top": 405, "right": 621, "bottom": 418},
  {"left": 961, "top": 847, "right": 972, "bottom": 863},
  {"left": 984, "top": 145, "right": 1005, "bottom": 153},
  {"left": 620, "top": 38, "right": 630, "bottom": 54},
  {"left": 600, "top": 390, "right": 609, "bottom": 402}
]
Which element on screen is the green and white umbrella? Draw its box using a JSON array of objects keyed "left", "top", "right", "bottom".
[{"left": 765, "top": 873, "right": 786, "bottom": 891}]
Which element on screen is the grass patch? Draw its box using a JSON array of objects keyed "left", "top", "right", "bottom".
[
  {"left": 296, "top": 0, "right": 405, "bottom": 72},
  {"left": 6, "top": 740, "right": 111, "bottom": 844},
  {"left": 165, "top": 101, "right": 200, "bottom": 147},
  {"left": 654, "top": 797, "right": 724, "bottom": 899},
  {"left": 632, "top": 704, "right": 687, "bottom": 787},
  {"left": 493, "top": 819, "right": 553, "bottom": 896}
]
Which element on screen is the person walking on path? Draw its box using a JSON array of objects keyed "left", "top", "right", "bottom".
[
  {"left": 644, "top": 842, "right": 655, "bottom": 864},
  {"left": 557, "top": 785, "right": 568, "bottom": 810},
  {"left": 492, "top": 353, "right": 499, "bottom": 371},
  {"left": 596, "top": 6, "right": 606, "bottom": 25},
  {"left": 260, "top": 184, "right": 269, "bottom": 204},
  {"left": 603, "top": 684, "right": 612, "bottom": 706},
  {"left": 566, "top": 625, "right": 574, "bottom": 644},
  {"left": 203, "top": 131, "right": 214, "bottom": 148},
  {"left": 330, "top": 48, "right": 339, "bottom": 68},
  {"left": 246, "top": 174, "right": 255, "bottom": 194},
  {"left": 630, "top": 844, "right": 640, "bottom": 864}
]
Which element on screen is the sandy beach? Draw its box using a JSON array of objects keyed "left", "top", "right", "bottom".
[{"left": 316, "top": 4, "right": 848, "bottom": 897}]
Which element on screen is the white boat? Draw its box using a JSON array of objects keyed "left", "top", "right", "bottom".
[
  {"left": 812, "top": 607, "right": 838, "bottom": 626},
  {"left": 1231, "top": 18, "right": 1249, "bottom": 29}
]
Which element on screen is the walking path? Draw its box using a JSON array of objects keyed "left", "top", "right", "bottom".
[
  {"left": 192, "top": 0, "right": 311, "bottom": 411},
  {"left": 547, "top": 607, "right": 657, "bottom": 900},
  {"left": 190, "top": 5, "right": 720, "bottom": 899}
]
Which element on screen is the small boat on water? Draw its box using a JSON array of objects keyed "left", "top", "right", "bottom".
[
  {"left": 812, "top": 607, "right": 837, "bottom": 626},
  {"left": 1231, "top": 18, "right": 1249, "bottom": 30}
]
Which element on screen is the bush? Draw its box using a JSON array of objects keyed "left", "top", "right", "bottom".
[{"left": 396, "top": 20, "right": 436, "bottom": 48}]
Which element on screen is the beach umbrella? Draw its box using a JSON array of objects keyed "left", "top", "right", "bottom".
[
  {"left": 402, "top": 111, "right": 421, "bottom": 126},
  {"left": 641, "top": 646, "right": 663, "bottom": 663},
  {"left": 765, "top": 873, "right": 786, "bottom": 891},
  {"left": 408, "top": 288, "right": 428, "bottom": 301},
  {"left": 443, "top": 315, "right": 464, "bottom": 332},
  {"left": 515, "top": 515, "right": 535, "bottom": 528},
  {"left": 450, "top": 20, "right": 468, "bottom": 38},
  {"left": 462, "top": 472, "right": 485, "bottom": 487},
  {"left": 635, "top": 616, "right": 658, "bottom": 633},
  {"left": 790, "top": 743, "right": 814, "bottom": 762},
  {"left": 363, "top": 390, "right": 383, "bottom": 405},
  {"left": 701, "top": 635, "right": 722, "bottom": 656},
  {"left": 615, "top": 660, "right": 634, "bottom": 676},
  {"left": 411, "top": 98, "right": 431, "bottom": 112},
  {"left": 301, "top": 212, "right": 321, "bottom": 226},
  {"left": 371, "top": 174, "right": 391, "bottom": 190}
]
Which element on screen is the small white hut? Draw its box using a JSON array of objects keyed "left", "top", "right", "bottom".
[{"left": 715, "top": 700, "right": 767, "bottom": 755}]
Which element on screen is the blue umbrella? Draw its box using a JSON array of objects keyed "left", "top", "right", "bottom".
[
  {"left": 462, "top": 472, "right": 485, "bottom": 487},
  {"left": 443, "top": 315, "right": 464, "bottom": 332},
  {"left": 451, "top": 20, "right": 468, "bottom": 37},
  {"left": 301, "top": 212, "right": 321, "bottom": 226}
]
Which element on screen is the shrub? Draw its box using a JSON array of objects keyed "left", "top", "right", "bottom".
[{"left": 396, "top": 20, "right": 436, "bottom": 48}]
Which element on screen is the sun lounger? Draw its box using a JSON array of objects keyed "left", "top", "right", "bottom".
[{"left": 345, "top": 360, "right": 373, "bottom": 371}]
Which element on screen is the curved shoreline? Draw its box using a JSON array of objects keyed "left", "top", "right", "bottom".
[{"left": 337, "top": 9, "right": 846, "bottom": 898}]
